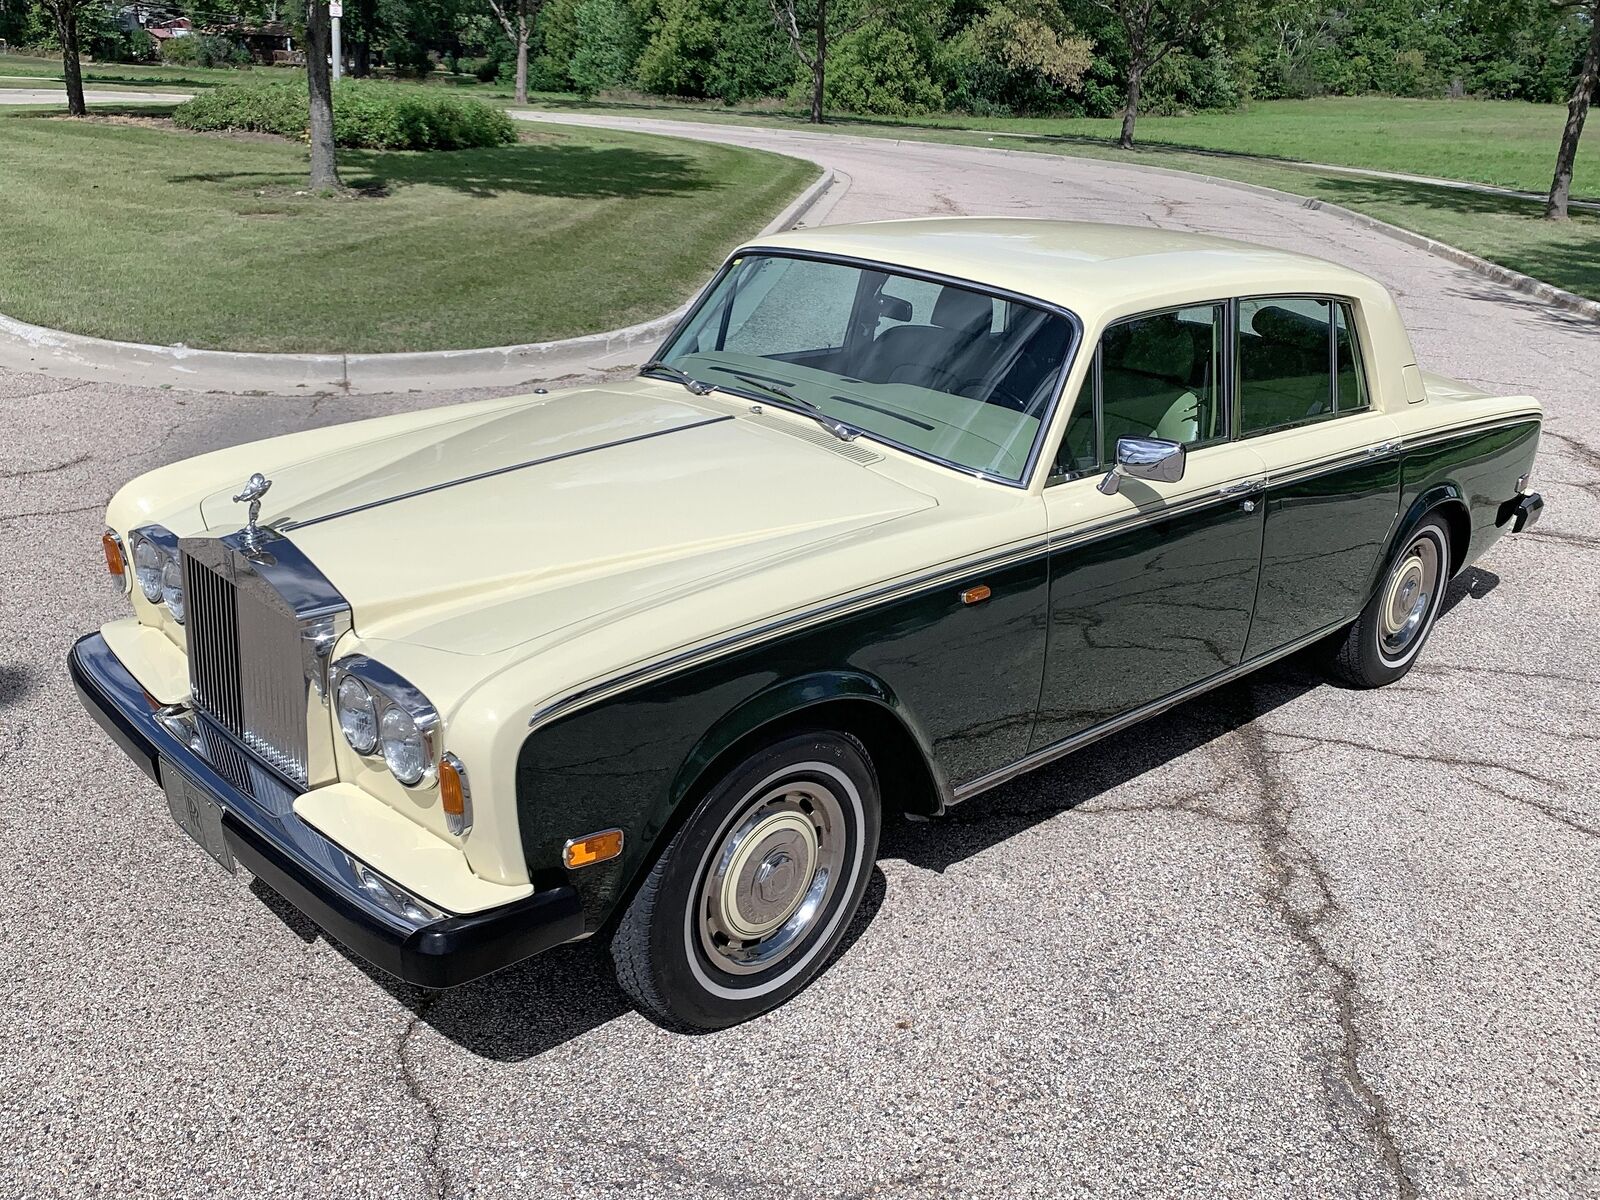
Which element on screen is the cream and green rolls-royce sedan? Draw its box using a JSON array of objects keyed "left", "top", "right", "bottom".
[{"left": 71, "top": 220, "right": 1544, "bottom": 1029}]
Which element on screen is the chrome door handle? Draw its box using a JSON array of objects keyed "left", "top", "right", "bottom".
[
  {"left": 1366, "top": 439, "right": 1401, "bottom": 457},
  {"left": 1218, "top": 479, "right": 1266, "bottom": 496}
]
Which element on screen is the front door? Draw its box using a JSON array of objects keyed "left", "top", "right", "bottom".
[{"left": 1033, "top": 301, "right": 1268, "bottom": 751}]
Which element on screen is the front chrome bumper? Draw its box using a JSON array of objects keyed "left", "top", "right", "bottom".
[{"left": 68, "top": 632, "right": 582, "bottom": 988}]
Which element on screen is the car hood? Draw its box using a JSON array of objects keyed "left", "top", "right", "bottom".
[{"left": 199, "top": 383, "right": 938, "bottom": 654}]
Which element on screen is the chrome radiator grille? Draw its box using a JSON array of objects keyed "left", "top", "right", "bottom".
[{"left": 181, "top": 538, "right": 349, "bottom": 790}]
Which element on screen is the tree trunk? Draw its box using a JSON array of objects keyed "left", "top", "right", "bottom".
[
  {"left": 1545, "top": 3, "right": 1600, "bottom": 220},
  {"left": 1119, "top": 66, "right": 1142, "bottom": 150},
  {"left": 350, "top": 0, "right": 375, "bottom": 76},
  {"left": 58, "top": 4, "right": 86, "bottom": 117},
  {"left": 809, "top": 0, "right": 826, "bottom": 123},
  {"left": 304, "top": 0, "right": 341, "bottom": 190},
  {"left": 514, "top": 24, "right": 529, "bottom": 105}
]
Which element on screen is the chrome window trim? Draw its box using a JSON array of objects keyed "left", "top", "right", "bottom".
[{"left": 652, "top": 246, "right": 1086, "bottom": 490}]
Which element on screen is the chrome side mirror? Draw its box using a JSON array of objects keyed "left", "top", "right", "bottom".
[{"left": 1097, "top": 436, "right": 1186, "bottom": 495}]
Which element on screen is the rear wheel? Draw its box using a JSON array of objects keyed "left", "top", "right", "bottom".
[
  {"left": 1326, "top": 515, "right": 1451, "bottom": 688},
  {"left": 610, "top": 731, "right": 881, "bottom": 1031}
]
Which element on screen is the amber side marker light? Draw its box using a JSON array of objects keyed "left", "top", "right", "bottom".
[
  {"left": 102, "top": 530, "right": 126, "bottom": 580},
  {"left": 438, "top": 752, "right": 473, "bottom": 838},
  {"left": 960, "top": 584, "right": 992, "bottom": 606},
  {"left": 564, "top": 828, "right": 624, "bottom": 869}
]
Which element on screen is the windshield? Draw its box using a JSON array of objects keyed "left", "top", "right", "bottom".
[{"left": 655, "top": 253, "right": 1077, "bottom": 483}]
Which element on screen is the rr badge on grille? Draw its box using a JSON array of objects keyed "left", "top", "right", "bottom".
[{"left": 233, "top": 473, "right": 272, "bottom": 554}]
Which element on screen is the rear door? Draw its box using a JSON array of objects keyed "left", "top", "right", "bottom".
[{"left": 1233, "top": 297, "right": 1401, "bottom": 659}]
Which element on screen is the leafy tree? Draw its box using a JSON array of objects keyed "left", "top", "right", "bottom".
[
  {"left": 943, "top": 0, "right": 1093, "bottom": 114},
  {"left": 634, "top": 0, "right": 791, "bottom": 102},
  {"left": 825, "top": 16, "right": 943, "bottom": 115},
  {"left": 1086, "top": 0, "right": 1249, "bottom": 146},
  {"left": 484, "top": 0, "right": 546, "bottom": 102},
  {"left": 1547, "top": 0, "right": 1600, "bottom": 218},
  {"left": 766, "top": 0, "right": 877, "bottom": 122}
]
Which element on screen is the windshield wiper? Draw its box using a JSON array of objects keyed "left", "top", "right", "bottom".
[
  {"left": 728, "top": 373, "right": 859, "bottom": 443},
  {"left": 640, "top": 360, "right": 713, "bottom": 396}
]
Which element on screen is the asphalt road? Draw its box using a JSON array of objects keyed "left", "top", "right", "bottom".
[
  {"left": 3, "top": 118, "right": 1596, "bottom": 1199},
  {"left": 0, "top": 87, "right": 194, "bottom": 105}
]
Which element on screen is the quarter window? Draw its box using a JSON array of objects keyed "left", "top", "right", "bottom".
[{"left": 1336, "top": 304, "right": 1368, "bottom": 411}]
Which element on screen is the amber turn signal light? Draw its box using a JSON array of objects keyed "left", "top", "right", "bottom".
[
  {"left": 102, "top": 530, "right": 125, "bottom": 578},
  {"left": 960, "top": 584, "right": 991, "bottom": 605},
  {"left": 438, "top": 752, "right": 472, "bottom": 838},
  {"left": 564, "top": 828, "right": 624, "bottom": 869}
]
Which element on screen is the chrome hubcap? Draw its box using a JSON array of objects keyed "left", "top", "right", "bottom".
[
  {"left": 699, "top": 780, "right": 844, "bottom": 975},
  {"left": 1381, "top": 535, "right": 1441, "bottom": 658}
]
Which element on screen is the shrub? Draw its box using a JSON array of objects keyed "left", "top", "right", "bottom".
[
  {"left": 172, "top": 80, "right": 518, "bottom": 151},
  {"left": 161, "top": 33, "right": 248, "bottom": 68}
]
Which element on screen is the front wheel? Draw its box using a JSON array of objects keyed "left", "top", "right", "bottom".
[
  {"left": 610, "top": 731, "right": 881, "bottom": 1031},
  {"left": 1326, "top": 515, "right": 1452, "bottom": 688}
]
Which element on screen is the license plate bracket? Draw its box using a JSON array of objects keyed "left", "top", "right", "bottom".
[{"left": 161, "top": 759, "right": 235, "bottom": 873}]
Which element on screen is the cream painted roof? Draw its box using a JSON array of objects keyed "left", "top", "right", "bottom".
[{"left": 750, "top": 218, "right": 1383, "bottom": 323}]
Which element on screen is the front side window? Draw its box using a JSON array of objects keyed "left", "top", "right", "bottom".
[
  {"left": 656, "top": 253, "right": 1076, "bottom": 483},
  {"left": 1101, "top": 305, "right": 1225, "bottom": 450}
]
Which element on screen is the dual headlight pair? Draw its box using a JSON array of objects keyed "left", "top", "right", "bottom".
[
  {"left": 334, "top": 659, "right": 472, "bottom": 837},
  {"left": 331, "top": 655, "right": 438, "bottom": 785},
  {"left": 129, "top": 527, "right": 185, "bottom": 625}
]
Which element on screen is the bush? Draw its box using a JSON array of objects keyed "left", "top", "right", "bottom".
[
  {"left": 173, "top": 80, "right": 518, "bottom": 151},
  {"left": 161, "top": 33, "right": 248, "bottom": 68}
]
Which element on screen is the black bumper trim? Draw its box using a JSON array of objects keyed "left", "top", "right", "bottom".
[
  {"left": 225, "top": 814, "right": 584, "bottom": 989},
  {"left": 69, "top": 632, "right": 584, "bottom": 989}
]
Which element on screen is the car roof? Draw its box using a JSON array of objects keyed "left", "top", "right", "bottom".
[{"left": 748, "top": 218, "right": 1384, "bottom": 323}]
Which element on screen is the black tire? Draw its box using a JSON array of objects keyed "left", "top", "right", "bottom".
[
  {"left": 610, "top": 731, "right": 881, "bottom": 1031},
  {"left": 1326, "top": 515, "right": 1452, "bottom": 688}
]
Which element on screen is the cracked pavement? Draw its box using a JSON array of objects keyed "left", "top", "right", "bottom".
[{"left": 2, "top": 121, "right": 1596, "bottom": 1198}]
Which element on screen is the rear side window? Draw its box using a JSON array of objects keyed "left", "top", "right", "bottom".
[{"left": 1238, "top": 297, "right": 1368, "bottom": 436}]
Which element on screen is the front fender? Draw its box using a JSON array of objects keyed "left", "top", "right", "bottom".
[{"left": 671, "top": 669, "right": 947, "bottom": 816}]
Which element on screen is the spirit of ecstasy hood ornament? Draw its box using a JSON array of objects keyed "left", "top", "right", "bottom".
[{"left": 233, "top": 472, "right": 272, "bottom": 553}]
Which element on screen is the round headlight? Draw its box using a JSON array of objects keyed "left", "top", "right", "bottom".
[
  {"left": 132, "top": 536, "right": 164, "bottom": 603},
  {"left": 161, "top": 556, "right": 185, "bottom": 624},
  {"left": 380, "top": 704, "right": 430, "bottom": 786},
  {"left": 336, "top": 675, "right": 379, "bottom": 755}
]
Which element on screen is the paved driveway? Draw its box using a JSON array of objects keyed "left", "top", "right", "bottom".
[
  {"left": 3, "top": 117, "right": 1595, "bottom": 1199},
  {"left": 0, "top": 87, "right": 193, "bottom": 105}
]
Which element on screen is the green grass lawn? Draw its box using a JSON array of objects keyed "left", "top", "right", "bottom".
[
  {"left": 0, "top": 110, "right": 815, "bottom": 353},
  {"left": 525, "top": 94, "right": 1600, "bottom": 301},
  {"left": 531, "top": 94, "right": 1597, "bottom": 198},
  {"left": 0, "top": 50, "right": 281, "bottom": 91}
]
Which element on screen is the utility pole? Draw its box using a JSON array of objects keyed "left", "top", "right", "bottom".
[{"left": 330, "top": 0, "right": 343, "bottom": 81}]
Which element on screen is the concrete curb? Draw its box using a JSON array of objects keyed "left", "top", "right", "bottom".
[{"left": 0, "top": 164, "right": 842, "bottom": 395}]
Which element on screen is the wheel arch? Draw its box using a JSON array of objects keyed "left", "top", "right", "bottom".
[
  {"left": 669, "top": 672, "right": 949, "bottom": 826},
  {"left": 1384, "top": 483, "right": 1471, "bottom": 585}
]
